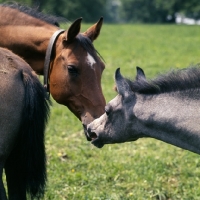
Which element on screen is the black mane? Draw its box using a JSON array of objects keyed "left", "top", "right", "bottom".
[
  {"left": 128, "top": 65, "right": 200, "bottom": 94},
  {"left": 1, "top": 3, "right": 67, "bottom": 27}
]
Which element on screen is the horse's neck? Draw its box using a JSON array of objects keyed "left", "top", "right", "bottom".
[
  {"left": 134, "top": 91, "right": 200, "bottom": 154},
  {"left": 0, "top": 10, "right": 58, "bottom": 74}
]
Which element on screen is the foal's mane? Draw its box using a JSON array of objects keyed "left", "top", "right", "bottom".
[
  {"left": 128, "top": 65, "right": 200, "bottom": 94},
  {"left": 1, "top": 3, "right": 66, "bottom": 26}
]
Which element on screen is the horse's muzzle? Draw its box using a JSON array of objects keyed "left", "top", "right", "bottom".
[
  {"left": 83, "top": 124, "right": 92, "bottom": 141},
  {"left": 86, "top": 127, "right": 104, "bottom": 148}
]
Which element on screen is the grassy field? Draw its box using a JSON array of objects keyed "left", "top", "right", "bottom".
[{"left": 44, "top": 24, "right": 200, "bottom": 200}]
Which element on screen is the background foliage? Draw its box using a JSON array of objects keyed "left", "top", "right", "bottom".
[
  {"left": 0, "top": 0, "right": 200, "bottom": 23},
  {"left": 120, "top": 0, "right": 200, "bottom": 23}
]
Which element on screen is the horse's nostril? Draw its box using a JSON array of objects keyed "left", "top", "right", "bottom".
[
  {"left": 90, "top": 132, "right": 97, "bottom": 140},
  {"left": 84, "top": 125, "right": 97, "bottom": 140}
]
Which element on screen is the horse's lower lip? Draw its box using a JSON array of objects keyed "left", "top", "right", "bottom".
[{"left": 91, "top": 138, "right": 104, "bottom": 148}]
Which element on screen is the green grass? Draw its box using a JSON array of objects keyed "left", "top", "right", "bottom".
[{"left": 44, "top": 24, "right": 200, "bottom": 199}]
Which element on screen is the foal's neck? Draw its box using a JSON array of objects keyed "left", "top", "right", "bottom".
[
  {"left": 0, "top": 24, "right": 58, "bottom": 74},
  {"left": 134, "top": 92, "right": 200, "bottom": 154}
]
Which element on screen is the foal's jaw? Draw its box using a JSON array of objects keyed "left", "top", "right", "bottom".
[{"left": 91, "top": 138, "right": 105, "bottom": 148}]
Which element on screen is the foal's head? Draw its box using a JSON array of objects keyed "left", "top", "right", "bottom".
[{"left": 87, "top": 67, "right": 146, "bottom": 147}]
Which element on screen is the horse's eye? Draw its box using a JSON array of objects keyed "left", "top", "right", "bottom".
[
  {"left": 105, "top": 105, "right": 110, "bottom": 116},
  {"left": 67, "top": 65, "right": 78, "bottom": 76}
]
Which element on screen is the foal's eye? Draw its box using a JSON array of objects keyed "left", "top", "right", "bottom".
[
  {"left": 67, "top": 65, "right": 78, "bottom": 77},
  {"left": 105, "top": 105, "right": 110, "bottom": 116}
]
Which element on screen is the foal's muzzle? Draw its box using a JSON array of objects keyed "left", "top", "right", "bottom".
[{"left": 86, "top": 127, "right": 104, "bottom": 148}]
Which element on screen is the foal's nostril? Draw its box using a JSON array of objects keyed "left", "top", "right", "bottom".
[
  {"left": 84, "top": 125, "right": 98, "bottom": 140},
  {"left": 86, "top": 127, "right": 97, "bottom": 140},
  {"left": 90, "top": 132, "right": 97, "bottom": 140}
]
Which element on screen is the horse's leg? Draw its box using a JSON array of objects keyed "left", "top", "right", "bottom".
[
  {"left": 0, "top": 163, "right": 7, "bottom": 200},
  {"left": 5, "top": 152, "right": 26, "bottom": 200}
]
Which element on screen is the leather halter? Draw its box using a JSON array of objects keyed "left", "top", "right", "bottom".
[{"left": 43, "top": 29, "right": 65, "bottom": 96}]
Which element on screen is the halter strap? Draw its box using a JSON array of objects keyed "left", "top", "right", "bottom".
[{"left": 43, "top": 29, "right": 65, "bottom": 96}]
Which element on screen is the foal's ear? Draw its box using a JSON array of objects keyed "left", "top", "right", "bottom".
[
  {"left": 136, "top": 66, "right": 146, "bottom": 81},
  {"left": 65, "top": 18, "right": 82, "bottom": 41},
  {"left": 82, "top": 17, "right": 103, "bottom": 42},
  {"left": 115, "top": 68, "right": 131, "bottom": 97}
]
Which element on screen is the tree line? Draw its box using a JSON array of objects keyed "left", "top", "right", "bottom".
[{"left": 1, "top": 0, "right": 200, "bottom": 23}]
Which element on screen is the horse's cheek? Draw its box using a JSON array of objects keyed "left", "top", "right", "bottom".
[{"left": 49, "top": 73, "right": 71, "bottom": 103}]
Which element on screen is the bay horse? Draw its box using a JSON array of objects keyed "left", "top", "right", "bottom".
[
  {"left": 0, "top": 47, "right": 49, "bottom": 199},
  {"left": 0, "top": 3, "right": 106, "bottom": 139},
  {"left": 87, "top": 66, "right": 200, "bottom": 155}
]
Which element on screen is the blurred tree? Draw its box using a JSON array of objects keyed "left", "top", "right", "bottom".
[
  {"left": 1, "top": 0, "right": 200, "bottom": 23},
  {"left": 0, "top": 0, "right": 107, "bottom": 22},
  {"left": 0, "top": 0, "right": 32, "bottom": 5},
  {"left": 181, "top": 0, "right": 200, "bottom": 19},
  {"left": 120, "top": 0, "right": 200, "bottom": 23},
  {"left": 105, "top": 0, "right": 121, "bottom": 23},
  {"left": 39, "top": 0, "right": 107, "bottom": 22}
]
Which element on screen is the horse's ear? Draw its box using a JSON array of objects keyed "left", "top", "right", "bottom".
[
  {"left": 115, "top": 68, "right": 131, "bottom": 97},
  {"left": 136, "top": 66, "right": 146, "bottom": 81},
  {"left": 82, "top": 17, "right": 103, "bottom": 42},
  {"left": 65, "top": 18, "right": 82, "bottom": 41}
]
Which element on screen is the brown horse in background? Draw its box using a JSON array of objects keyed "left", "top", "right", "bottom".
[
  {"left": 0, "top": 3, "right": 106, "bottom": 139},
  {"left": 0, "top": 47, "right": 49, "bottom": 200}
]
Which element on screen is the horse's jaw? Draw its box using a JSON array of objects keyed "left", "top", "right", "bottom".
[{"left": 91, "top": 138, "right": 105, "bottom": 148}]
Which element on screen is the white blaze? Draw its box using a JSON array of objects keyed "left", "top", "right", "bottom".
[{"left": 86, "top": 52, "right": 96, "bottom": 69}]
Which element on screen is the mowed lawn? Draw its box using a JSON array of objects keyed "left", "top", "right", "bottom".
[{"left": 44, "top": 24, "right": 200, "bottom": 200}]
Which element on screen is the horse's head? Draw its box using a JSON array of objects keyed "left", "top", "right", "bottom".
[
  {"left": 87, "top": 67, "right": 146, "bottom": 147},
  {"left": 49, "top": 18, "right": 106, "bottom": 140}
]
